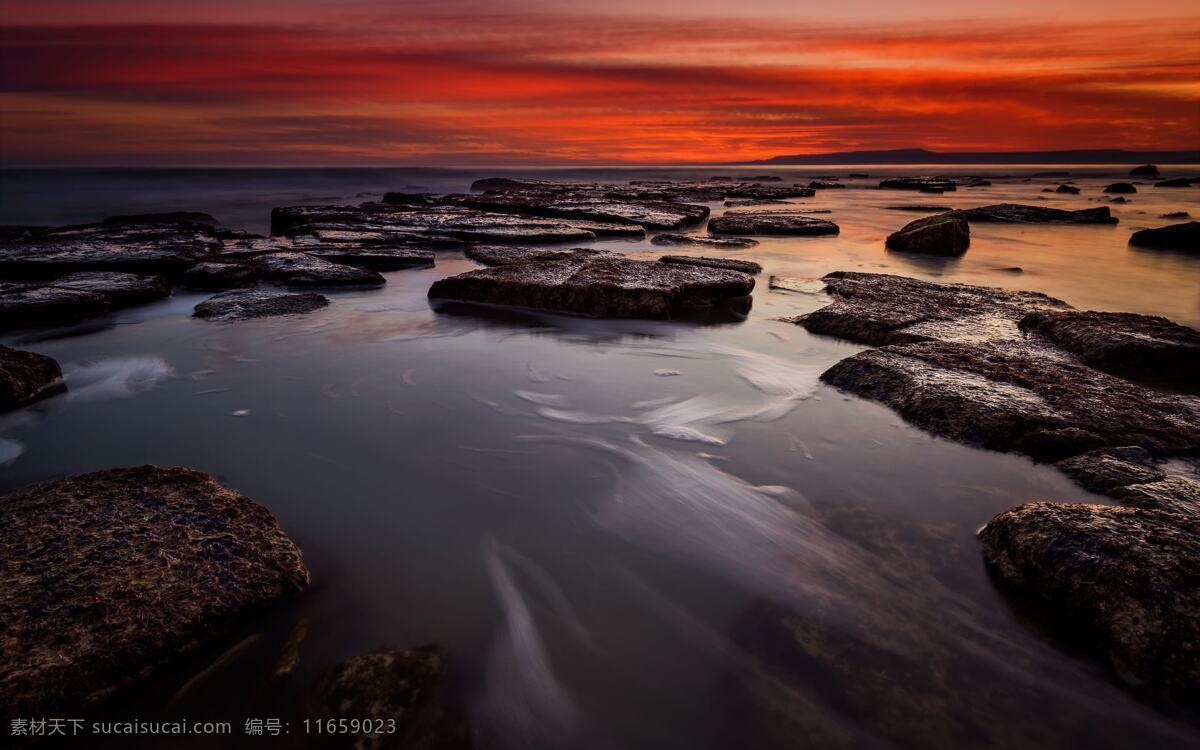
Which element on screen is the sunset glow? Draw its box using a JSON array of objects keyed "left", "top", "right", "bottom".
[{"left": 2, "top": 0, "right": 1198, "bottom": 165}]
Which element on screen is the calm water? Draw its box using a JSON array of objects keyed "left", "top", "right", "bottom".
[{"left": 1, "top": 166, "right": 1198, "bottom": 749}]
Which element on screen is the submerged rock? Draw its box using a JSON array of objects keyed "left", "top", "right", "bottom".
[
  {"left": 1129, "top": 164, "right": 1161, "bottom": 179},
  {"left": 0, "top": 220, "right": 221, "bottom": 274},
  {"left": 1103, "top": 182, "right": 1137, "bottom": 194},
  {"left": 962, "top": 204, "right": 1117, "bottom": 224},
  {"left": 194, "top": 289, "right": 330, "bottom": 321},
  {"left": 650, "top": 233, "right": 759, "bottom": 249},
  {"left": 0, "top": 466, "right": 308, "bottom": 714},
  {"left": 313, "top": 645, "right": 471, "bottom": 750},
  {"left": 795, "top": 272, "right": 1069, "bottom": 346},
  {"left": 1128, "top": 221, "right": 1199, "bottom": 252},
  {"left": 0, "top": 272, "right": 170, "bottom": 328},
  {"left": 1018, "top": 310, "right": 1200, "bottom": 387},
  {"left": 708, "top": 213, "right": 839, "bottom": 236},
  {"left": 1055, "top": 184, "right": 1081, "bottom": 195},
  {"left": 463, "top": 245, "right": 611, "bottom": 267},
  {"left": 1160, "top": 212, "right": 1191, "bottom": 219},
  {"left": 723, "top": 199, "right": 792, "bottom": 208},
  {"left": 885, "top": 205, "right": 954, "bottom": 212},
  {"left": 979, "top": 502, "right": 1200, "bottom": 709},
  {"left": 878, "top": 177, "right": 957, "bottom": 192},
  {"left": 429, "top": 255, "right": 754, "bottom": 319},
  {"left": 658, "top": 255, "right": 762, "bottom": 274},
  {"left": 0, "top": 345, "right": 62, "bottom": 411},
  {"left": 884, "top": 211, "right": 970, "bottom": 256},
  {"left": 1154, "top": 178, "right": 1192, "bottom": 188}
]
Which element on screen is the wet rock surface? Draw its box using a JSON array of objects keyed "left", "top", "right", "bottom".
[
  {"left": 0, "top": 345, "right": 63, "bottom": 411},
  {"left": 0, "top": 466, "right": 308, "bottom": 714},
  {"left": 1128, "top": 221, "right": 1199, "bottom": 252},
  {"left": 0, "top": 220, "right": 222, "bottom": 274},
  {"left": 313, "top": 645, "right": 471, "bottom": 750},
  {"left": 0, "top": 272, "right": 171, "bottom": 328},
  {"left": 885, "top": 211, "right": 970, "bottom": 256},
  {"left": 429, "top": 255, "right": 754, "bottom": 319},
  {"left": 708, "top": 213, "right": 840, "bottom": 236},
  {"left": 658, "top": 255, "right": 762, "bottom": 274},
  {"left": 249, "top": 252, "right": 386, "bottom": 287},
  {"left": 1018, "top": 310, "right": 1200, "bottom": 387},
  {"left": 194, "top": 289, "right": 330, "bottom": 321},
  {"left": 650, "top": 233, "right": 759, "bottom": 249},
  {"left": 463, "top": 245, "right": 612, "bottom": 267},
  {"left": 962, "top": 204, "right": 1117, "bottom": 224},
  {"left": 979, "top": 502, "right": 1200, "bottom": 709}
]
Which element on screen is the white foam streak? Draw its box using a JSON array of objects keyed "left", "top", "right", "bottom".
[{"left": 62, "top": 356, "right": 173, "bottom": 403}]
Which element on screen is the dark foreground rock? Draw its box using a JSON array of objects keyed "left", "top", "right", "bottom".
[
  {"left": 1054, "top": 184, "right": 1081, "bottom": 195},
  {"left": 651, "top": 233, "right": 759, "bottom": 249},
  {"left": 250, "top": 252, "right": 385, "bottom": 287},
  {"left": 1103, "top": 182, "right": 1137, "bottom": 194},
  {"left": 979, "top": 502, "right": 1200, "bottom": 709},
  {"left": 1128, "top": 221, "right": 1199, "bottom": 252},
  {"left": 313, "top": 646, "right": 471, "bottom": 750},
  {"left": 708, "top": 213, "right": 839, "bottom": 236},
  {"left": 658, "top": 255, "right": 762, "bottom": 274},
  {"left": 884, "top": 211, "right": 970, "bottom": 256},
  {"left": 463, "top": 246, "right": 610, "bottom": 267},
  {"left": 0, "top": 220, "right": 221, "bottom": 274},
  {"left": 1055, "top": 449, "right": 1200, "bottom": 515},
  {"left": 1130, "top": 165, "right": 1161, "bottom": 179},
  {"left": 795, "top": 272, "right": 1069, "bottom": 346},
  {"left": 429, "top": 255, "right": 754, "bottom": 319},
  {"left": 1019, "top": 310, "right": 1200, "bottom": 387},
  {"left": 0, "top": 345, "right": 62, "bottom": 411},
  {"left": 194, "top": 290, "right": 330, "bottom": 321},
  {"left": 0, "top": 272, "right": 171, "bottom": 328},
  {"left": 878, "top": 177, "right": 957, "bottom": 192},
  {"left": 0, "top": 466, "right": 308, "bottom": 714},
  {"left": 962, "top": 204, "right": 1117, "bottom": 224}
]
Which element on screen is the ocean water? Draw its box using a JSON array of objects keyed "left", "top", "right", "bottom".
[{"left": 1, "top": 166, "right": 1198, "bottom": 749}]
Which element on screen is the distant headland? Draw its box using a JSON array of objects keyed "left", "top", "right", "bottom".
[{"left": 736, "top": 148, "right": 1200, "bottom": 165}]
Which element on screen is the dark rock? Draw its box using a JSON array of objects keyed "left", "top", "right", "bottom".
[
  {"left": 807, "top": 181, "right": 844, "bottom": 189},
  {"left": 1103, "top": 183, "right": 1137, "bottom": 194},
  {"left": 818, "top": 339, "right": 1200, "bottom": 460},
  {"left": 101, "top": 212, "right": 219, "bottom": 227},
  {"left": 463, "top": 245, "right": 611, "bottom": 267},
  {"left": 963, "top": 178, "right": 992, "bottom": 187},
  {"left": 180, "top": 261, "right": 259, "bottom": 289},
  {"left": 725, "top": 185, "right": 815, "bottom": 200},
  {"left": 194, "top": 290, "right": 330, "bottom": 321},
  {"left": 1057, "top": 449, "right": 1165, "bottom": 493},
  {"left": 878, "top": 177, "right": 957, "bottom": 192},
  {"left": 708, "top": 213, "right": 839, "bottom": 236},
  {"left": 1018, "top": 310, "right": 1200, "bottom": 387},
  {"left": 429, "top": 255, "right": 754, "bottom": 319},
  {"left": 962, "top": 204, "right": 1117, "bottom": 224},
  {"left": 0, "top": 466, "right": 308, "bottom": 714},
  {"left": 1055, "top": 184, "right": 1081, "bottom": 195},
  {"left": 1129, "top": 165, "right": 1161, "bottom": 179},
  {"left": 885, "top": 205, "right": 954, "bottom": 212},
  {"left": 979, "top": 502, "right": 1200, "bottom": 709},
  {"left": 1109, "top": 197, "right": 1129, "bottom": 204},
  {"left": 1128, "top": 221, "right": 1199, "bottom": 252},
  {"left": 658, "top": 255, "right": 761, "bottom": 274},
  {"left": 723, "top": 199, "right": 792, "bottom": 208},
  {"left": 0, "top": 272, "right": 170, "bottom": 328},
  {"left": 736, "top": 175, "right": 782, "bottom": 182},
  {"left": 1111, "top": 477, "right": 1200, "bottom": 516},
  {"left": 795, "top": 272, "right": 1069, "bottom": 346},
  {"left": 709, "top": 176, "right": 733, "bottom": 182},
  {"left": 1160, "top": 212, "right": 1191, "bottom": 219},
  {"left": 380, "top": 192, "right": 434, "bottom": 206},
  {"left": 251, "top": 252, "right": 385, "bottom": 287},
  {"left": 650, "top": 233, "right": 759, "bottom": 249},
  {"left": 849, "top": 173, "right": 869, "bottom": 178},
  {"left": 469, "top": 177, "right": 553, "bottom": 192},
  {"left": 313, "top": 645, "right": 471, "bottom": 750},
  {"left": 1154, "top": 178, "right": 1192, "bottom": 188},
  {"left": 0, "top": 345, "right": 62, "bottom": 411},
  {"left": 0, "top": 220, "right": 221, "bottom": 274},
  {"left": 298, "top": 243, "right": 435, "bottom": 269},
  {"left": 884, "top": 211, "right": 970, "bottom": 256}
]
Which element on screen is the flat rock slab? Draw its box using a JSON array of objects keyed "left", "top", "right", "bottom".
[
  {"left": 313, "top": 646, "right": 471, "bottom": 750},
  {"left": 250, "top": 252, "right": 385, "bottom": 287},
  {"left": 885, "top": 211, "right": 970, "bottom": 256},
  {"left": 0, "top": 345, "right": 62, "bottom": 411},
  {"left": 458, "top": 193, "right": 704, "bottom": 231},
  {"left": 979, "top": 502, "right": 1200, "bottom": 709},
  {"left": 796, "top": 272, "right": 1069, "bottom": 346},
  {"left": 658, "top": 255, "right": 762, "bottom": 274},
  {"left": 0, "top": 466, "right": 308, "bottom": 714},
  {"left": 194, "top": 290, "right": 330, "bottom": 321},
  {"left": 1128, "top": 221, "right": 1199, "bottom": 252},
  {"left": 962, "top": 204, "right": 1117, "bottom": 224},
  {"left": 650, "top": 233, "right": 758, "bottom": 249},
  {"left": 463, "top": 245, "right": 612, "bottom": 267},
  {"left": 0, "top": 220, "right": 222, "bottom": 274},
  {"left": 819, "top": 339, "right": 1200, "bottom": 460},
  {"left": 429, "top": 255, "right": 754, "bottom": 319},
  {"left": 0, "top": 272, "right": 171, "bottom": 328},
  {"left": 708, "top": 213, "right": 839, "bottom": 236},
  {"left": 879, "top": 177, "right": 957, "bottom": 192},
  {"left": 1019, "top": 310, "right": 1200, "bottom": 388}
]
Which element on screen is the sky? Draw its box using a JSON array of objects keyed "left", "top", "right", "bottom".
[{"left": 1, "top": 0, "right": 1198, "bottom": 165}]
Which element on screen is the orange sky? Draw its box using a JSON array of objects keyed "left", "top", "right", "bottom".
[{"left": 1, "top": 0, "right": 1198, "bottom": 165}]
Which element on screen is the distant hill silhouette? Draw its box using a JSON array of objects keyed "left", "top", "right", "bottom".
[{"left": 738, "top": 148, "right": 1200, "bottom": 165}]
